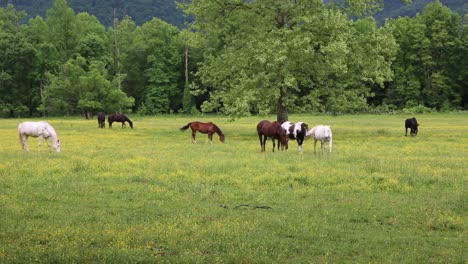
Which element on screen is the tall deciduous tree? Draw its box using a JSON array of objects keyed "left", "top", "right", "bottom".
[
  {"left": 460, "top": 15, "right": 468, "bottom": 108},
  {"left": 43, "top": 56, "right": 134, "bottom": 117},
  {"left": 184, "top": 0, "right": 399, "bottom": 121},
  {"left": 46, "top": 0, "right": 79, "bottom": 63},
  {"left": 116, "top": 17, "right": 184, "bottom": 114},
  {"left": 75, "top": 12, "right": 110, "bottom": 64},
  {"left": 139, "top": 18, "right": 183, "bottom": 114},
  {"left": 0, "top": 4, "right": 36, "bottom": 117},
  {"left": 388, "top": 1, "right": 463, "bottom": 110}
]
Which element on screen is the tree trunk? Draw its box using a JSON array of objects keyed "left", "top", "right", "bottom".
[
  {"left": 39, "top": 82, "right": 46, "bottom": 117},
  {"left": 276, "top": 85, "right": 288, "bottom": 123},
  {"left": 113, "top": 8, "right": 122, "bottom": 90},
  {"left": 84, "top": 110, "right": 92, "bottom": 120},
  {"left": 184, "top": 31, "right": 189, "bottom": 84}
]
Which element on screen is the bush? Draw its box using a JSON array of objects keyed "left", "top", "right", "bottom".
[
  {"left": 368, "top": 104, "right": 400, "bottom": 114},
  {"left": 403, "top": 104, "right": 433, "bottom": 114}
]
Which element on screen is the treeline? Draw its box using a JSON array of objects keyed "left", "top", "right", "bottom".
[
  {"left": 0, "top": 0, "right": 185, "bottom": 28},
  {"left": 0, "top": 0, "right": 466, "bottom": 119},
  {"left": 375, "top": 0, "right": 467, "bottom": 24}
]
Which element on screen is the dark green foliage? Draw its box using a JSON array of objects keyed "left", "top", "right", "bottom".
[
  {"left": 0, "top": 5, "right": 37, "bottom": 117},
  {"left": 386, "top": 1, "right": 465, "bottom": 110},
  {"left": 374, "top": 0, "right": 467, "bottom": 25},
  {"left": 0, "top": 0, "right": 186, "bottom": 28},
  {"left": 0, "top": 1, "right": 466, "bottom": 118}
]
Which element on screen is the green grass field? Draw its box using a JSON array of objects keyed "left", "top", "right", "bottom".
[{"left": 0, "top": 113, "right": 466, "bottom": 263}]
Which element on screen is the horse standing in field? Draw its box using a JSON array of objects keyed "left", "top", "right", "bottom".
[
  {"left": 307, "top": 125, "right": 332, "bottom": 154},
  {"left": 405, "top": 117, "right": 419, "bottom": 136},
  {"left": 97, "top": 112, "right": 105, "bottom": 128},
  {"left": 18, "top": 121, "right": 61, "bottom": 153},
  {"left": 180, "top": 121, "right": 225, "bottom": 144},
  {"left": 108, "top": 114, "right": 133, "bottom": 128},
  {"left": 281, "top": 121, "right": 309, "bottom": 154},
  {"left": 257, "top": 120, "right": 288, "bottom": 152}
]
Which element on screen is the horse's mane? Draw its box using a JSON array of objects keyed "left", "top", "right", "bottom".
[
  {"left": 40, "top": 121, "right": 58, "bottom": 139},
  {"left": 212, "top": 124, "right": 223, "bottom": 135},
  {"left": 125, "top": 116, "right": 133, "bottom": 124}
]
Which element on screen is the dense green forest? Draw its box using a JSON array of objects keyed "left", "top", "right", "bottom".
[
  {"left": 0, "top": 0, "right": 186, "bottom": 28},
  {"left": 0, "top": 0, "right": 466, "bottom": 119},
  {"left": 1, "top": 0, "right": 466, "bottom": 28},
  {"left": 375, "top": 0, "right": 467, "bottom": 24}
]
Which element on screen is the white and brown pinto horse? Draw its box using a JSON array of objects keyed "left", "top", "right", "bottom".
[
  {"left": 307, "top": 125, "right": 332, "bottom": 154},
  {"left": 18, "top": 121, "right": 61, "bottom": 153},
  {"left": 281, "top": 121, "right": 308, "bottom": 153}
]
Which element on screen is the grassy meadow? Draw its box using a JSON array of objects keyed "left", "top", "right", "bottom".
[{"left": 0, "top": 113, "right": 466, "bottom": 263}]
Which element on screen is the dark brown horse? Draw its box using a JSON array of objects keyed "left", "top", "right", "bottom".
[
  {"left": 97, "top": 112, "right": 105, "bottom": 128},
  {"left": 257, "top": 120, "right": 288, "bottom": 152},
  {"left": 108, "top": 114, "right": 133, "bottom": 128},
  {"left": 180, "top": 121, "right": 225, "bottom": 144}
]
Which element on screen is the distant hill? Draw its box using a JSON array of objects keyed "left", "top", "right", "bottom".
[
  {"left": 0, "top": 0, "right": 187, "bottom": 28},
  {"left": 0, "top": 0, "right": 465, "bottom": 28},
  {"left": 374, "top": 0, "right": 467, "bottom": 24}
]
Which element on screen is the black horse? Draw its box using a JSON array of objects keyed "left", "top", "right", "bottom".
[
  {"left": 108, "top": 114, "right": 133, "bottom": 128},
  {"left": 97, "top": 112, "right": 105, "bottom": 128},
  {"left": 405, "top": 117, "right": 419, "bottom": 136}
]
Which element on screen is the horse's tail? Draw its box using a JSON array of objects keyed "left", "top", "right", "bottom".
[
  {"left": 18, "top": 126, "right": 22, "bottom": 146},
  {"left": 180, "top": 122, "right": 192, "bottom": 131}
]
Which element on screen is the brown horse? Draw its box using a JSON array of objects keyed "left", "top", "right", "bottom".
[
  {"left": 257, "top": 120, "right": 288, "bottom": 152},
  {"left": 180, "top": 121, "right": 225, "bottom": 144},
  {"left": 108, "top": 114, "right": 133, "bottom": 128}
]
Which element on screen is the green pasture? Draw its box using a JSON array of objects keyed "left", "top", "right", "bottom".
[{"left": 0, "top": 113, "right": 466, "bottom": 263}]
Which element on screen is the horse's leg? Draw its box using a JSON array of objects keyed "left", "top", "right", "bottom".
[
  {"left": 21, "top": 135, "right": 29, "bottom": 151},
  {"left": 321, "top": 139, "right": 326, "bottom": 154},
  {"left": 191, "top": 130, "right": 197, "bottom": 144},
  {"left": 313, "top": 139, "right": 317, "bottom": 153},
  {"left": 262, "top": 135, "right": 267, "bottom": 152},
  {"left": 258, "top": 134, "right": 263, "bottom": 152},
  {"left": 297, "top": 138, "right": 303, "bottom": 154},
  {"left": 272, "top": 138, "right": 276, "bottom": 152},
  {"left": 207, "top": 133, "right": 213, "bottom": 144},
  {"left": 44, "top": 137, "right": 53, "bottom": 152},
  {"left": 37, "top": 136, "right": 43, "bottom": 152}
]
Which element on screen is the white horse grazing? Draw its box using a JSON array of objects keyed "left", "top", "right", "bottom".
[
  {"left": 307, "top": 125, "right": 332, "bottom": 154},
  {"left": 18, "top": 121, "right": 61, "bottom": 153}
]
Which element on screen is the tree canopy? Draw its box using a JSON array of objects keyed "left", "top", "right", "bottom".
[
  {"left": 184, "top": 0, "right": 400, "bottom": 121},
  {"left": 0, "top": 0, "right": 466, "bottom": 118}
]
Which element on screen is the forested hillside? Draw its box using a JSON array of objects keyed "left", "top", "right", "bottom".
[
  {"left": 0, "top": 0, "right": 466, "bottom": 119},
  {"left": 375, "top": 0, "right": 467, "bottom": 24},
  {"left": 0, "top": 0, "right": 186, "bottom": 27},
  {"left": 0, "top": 0, "right": 465, "bottom": 28}
]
